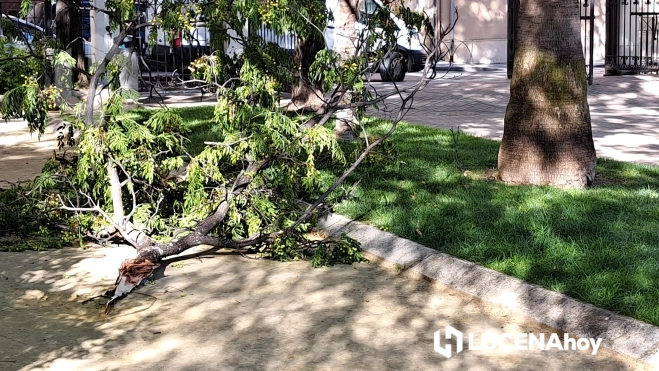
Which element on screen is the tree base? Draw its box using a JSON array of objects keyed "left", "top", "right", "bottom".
[{"left": 498, "top": 149, "right": 596, "bottom": 188}]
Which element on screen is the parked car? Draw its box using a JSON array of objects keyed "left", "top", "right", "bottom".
[
  {"left": 0, "top": 14, "right": 45, "bottom": 46},
  {"left": 0, "top": 13, "right": 92, "bottom": 63},
  {"left": 325, "top": 0, "right": 427, "bottom": 81}
]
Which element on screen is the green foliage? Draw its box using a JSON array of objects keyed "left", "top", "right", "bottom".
[
  {"left": 0, "top": 0, "right": 432, "bottom": 268},
  {"left": 0, "top": 25, "right": 67, "bottom": 131},
  {"left": 0, "top": 37, "right": 43, "bottom": 94},
  {"left": 0, "top": 162, "right": 79, "bottom": 252},
  {"left": 35, "top": 51, "right": 363, "bottom": 264},
  {"left": 181, "top": 62, "right": 345, "bottom": 246},
  {"left": 105, "top": 0, "right": 137, "bottom": 31},
  {"left": 0, "top": 76, "right": 49, "bottom": 135},
  {"left": 53, "top": 51, "right": 76, "bottom": 90},
  {"left": 19, "top": 0, "right": 33, "bottom": 17},
  {"left": 72, "top": 101, "right": 190, "bottom": 230},
  {"left": 310, "top": 233, "right": 368, "bottom": 267},
  {"left": 42, "top": 85, "right": 62, "bottom": 110},
  {"left": 46, "top": 55, "right": 366, "bottom": 264},
  {"left": 106, "top": 53, "right": 128, "bottom": 91},
  {"left": 396, "top": 5, "right": 434, "bottom": 44},
  {"left": 189, "top": 54, "right": 237, "bottom": 85},
  {"left": 309, "top": 50, "right": 365, "bottom": 94}
]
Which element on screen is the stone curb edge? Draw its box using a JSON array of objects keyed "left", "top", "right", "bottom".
[
  {"left": 434, "top": 64, "right": 506, "bottom": 73},
  {"left": 316, "top": 212, "right": 659, "bottom": 367}
]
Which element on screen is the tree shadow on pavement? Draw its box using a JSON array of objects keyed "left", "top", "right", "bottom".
[{"left": 0, "top": 243, "right": 649, "bottom": 370}]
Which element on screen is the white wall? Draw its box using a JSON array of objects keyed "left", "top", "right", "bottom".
[
  {"left": 448, "top": 38, "right": 507, "bottom": 64},
  {"left": 89, "top": 0, "right": 117, "bottom": 63},
  {"left": 432, "top": 0, "right": 606, "bottom": 65}
]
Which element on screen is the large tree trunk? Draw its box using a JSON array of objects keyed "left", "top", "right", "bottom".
[
  {"left": 289, "top": 32, "right": 326, "bottom": 112},
  {"left": 334, "top": 0, "right": 358, "bottom": 63},
  {"left": 55, "top": 0, "right": 88, "bottom": 86},
  {"left": 497, "top": 0, "right": 596, "bottom": 188},
  {"left": 332, "top": 0, "right": 360, "bottom": 140}
]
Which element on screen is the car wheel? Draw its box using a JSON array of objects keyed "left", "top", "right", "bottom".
[{"left": 379, "top": 51, "right": 406, "bottom": 82}]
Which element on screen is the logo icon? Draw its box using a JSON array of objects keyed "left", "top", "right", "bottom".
[
  {"left": 433, "top": 326, "right": 603, "bottom": 358},
  {"left": 433, "top": 325, "right": 464, "bottom": 358}
]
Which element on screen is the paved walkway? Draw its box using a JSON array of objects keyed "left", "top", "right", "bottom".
[
  {"left": 0, "top": 246, "right": 650, "bottom": 370},
  {"left": 368, "top": 65, "right": 659, "bottom": 166}
]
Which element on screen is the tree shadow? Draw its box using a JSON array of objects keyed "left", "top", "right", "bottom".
[
  {"left": 329, "top": 120, "right": 659, "bottom": 328},
  {"left": 0, "top": 243, "right": 648, "bottom": 370}
]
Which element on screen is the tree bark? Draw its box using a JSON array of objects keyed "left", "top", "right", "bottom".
[
  {"left": 289, "top": 33, "right": 326, "bottom": 112},
  {"left": 332, "top": 0, "right": 360, "bottom": 140},
  {"left": 333, "top": 0, "right": 359, "bottom": 60},
  {"left": 497, "top": 0, "right": 596, "bottom": 188}
]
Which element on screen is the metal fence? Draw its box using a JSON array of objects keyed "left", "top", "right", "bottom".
[
  {"left": 257, "top": 24, "right": 297, "bottom": 51},
  {"left": 0, "top": 1, "right": 90, "bottom": 60},
  {"left": 0, "top": 1, "right": 22, "bottom": 17},
  {"left": 126, "top": 0, "right": 210, "bottom": 91},
  {"left": 2, "top": 1, "right": 301, "bottom": 91},
  {"left": 605, "top": 0, "right": 659, "bottom": 75},
  {"left": 581, "top": 0, "right": 596, "bottom": 85},
  {"left": 135, "top": 3, "right": 299, "bottom": 92}
]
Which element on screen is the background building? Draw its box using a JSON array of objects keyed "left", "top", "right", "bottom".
[{"left": 408, "top": 0, "right": 607, "bottom": 66}]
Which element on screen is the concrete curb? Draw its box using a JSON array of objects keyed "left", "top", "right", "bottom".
[
  {"left": 434, "top": 63, "right": 507, "bottom": 73},
  {"left": 316, "top": 212, "right": 659, "bottom": 367}
]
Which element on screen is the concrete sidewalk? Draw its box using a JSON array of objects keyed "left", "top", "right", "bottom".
[
  {"left": 368, "top": 65, "right": 659, "bottom": 166},
  {"left": 1, "top": 245, "right": 651, "bottom": 370}
]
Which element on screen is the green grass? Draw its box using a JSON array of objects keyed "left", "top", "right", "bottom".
[
  {"left": 173, "top": 107, "right": 659, "bottom": 326},
  {"left": 325, "top": 119, "right": 659, "bottom": 326}
]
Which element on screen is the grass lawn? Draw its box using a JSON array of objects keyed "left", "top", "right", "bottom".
[{"left": 176, "top": 106, "right": 659, "bottom": 326}]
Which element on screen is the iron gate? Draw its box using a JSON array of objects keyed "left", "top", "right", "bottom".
[
  {"left": 605, "top": 0, "right": 659, "bottom": 74},
  {"left": 136, "top": 2, "right": 296, "bottom": 91},
  {"left": 582, "top": 0, "right": 596, "bottom": 84},
  {"left": 507, "top": 0, "right": 596, "bottom": 85},
  {"left": 130, "top": 0, "right": 212, "bottom": 91},
  {"left": 0, "top": 1, "right": 22, "bottom": 17},
  {"left": 256, "top": 24, "right": 297, "bottom": 51}
]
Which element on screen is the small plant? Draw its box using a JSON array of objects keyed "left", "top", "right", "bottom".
[
  {"left": 0, "top": 163, "right": 78, "bottom": 252},
  {"left": 310, "top": 234, "right": 368, "bottom": 267},
  {"left": 42, "top": 85, "right": 62, "bottom": 110}
]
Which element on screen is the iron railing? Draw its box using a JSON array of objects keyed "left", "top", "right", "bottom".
[
  {"left": 605, "top": 0, "right": 659, "bottom": 75},
  {"left": 581, "top": 0, "right": 596, "bottom": 84}
]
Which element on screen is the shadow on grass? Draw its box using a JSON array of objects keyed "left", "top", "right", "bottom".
[{"left": 325, "top": 120, "right": 659, "bottom": 326}]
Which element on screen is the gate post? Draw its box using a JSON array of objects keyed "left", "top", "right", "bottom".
[
  {"left": 588, "top": 0, "right": 594, "bottom": 84},
  {"left": 604, "top": 0, "right": 619, "bottom": 75},
  {"left": 44, "top": 0, "right": 53, "bottom": 35},
  {"left": 507, "top": 0, "right": 519, "bottom": 79}
]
